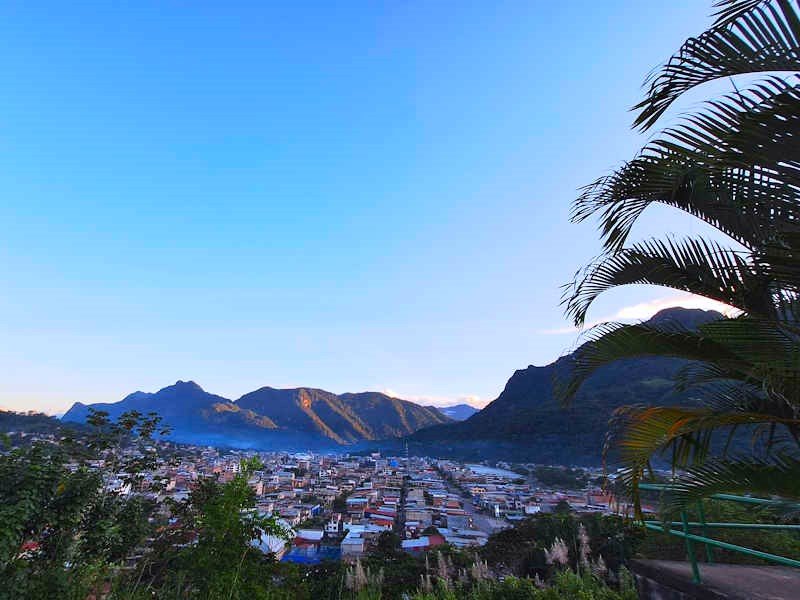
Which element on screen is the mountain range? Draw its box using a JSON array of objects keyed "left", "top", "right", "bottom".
[
  {"left": 62, "top": 383, "right": 451, "bottom": 449},
  {"left": 62, "top": 307, "right": 722, "bottom": 461},
  {"left": 433, "top": 404, "right": 479, "bottom": 421},
  {"left": 401, "top": 307, "right": 723, "bottom": 465}
]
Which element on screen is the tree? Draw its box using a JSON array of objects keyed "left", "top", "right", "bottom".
[
  {"left": 534, "top": 466, "right": 588, "bottom": 490},
  {"left": 130, "top": 457, "right": 290, "bottom": 599},
  {"left": 554, "top": 500, "right": 572, "bottom": 515},
  {"left": 372, "top": 531, "right": 403, "bottom": 560},
  {"left": 561, "top": 0, "right": 800, "bottom": 514},
  {"left": 479, "top": 513, "right": 642, "bottom": 580},
  {"left": 0, "top": 410, "right": 166, "bottom": 600},
  {"left": 332, "top": 493, "right": 349, "bottom": 512}
]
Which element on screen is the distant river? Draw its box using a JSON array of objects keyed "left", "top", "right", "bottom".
[{"left": 466, "top": 464, "right": 519, "bottom": 478}]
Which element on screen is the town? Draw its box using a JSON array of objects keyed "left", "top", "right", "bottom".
[
  {"left": 6, "top": 425, "right": 632, "bottom": 564},
  {"left": 15, "top": 427, "right": 632, "bottom": 566}
]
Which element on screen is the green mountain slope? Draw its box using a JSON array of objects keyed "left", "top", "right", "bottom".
[
  {"left": 405, "top": 308, "right": 722, "bottom": 465},
  {"left": 62, "top": 381, "right": 450, "bottom": 449}
]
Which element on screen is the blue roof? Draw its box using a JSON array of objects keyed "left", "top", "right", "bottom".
[{"left": 281, "top": 545, "right": 341, "bottom": 564}]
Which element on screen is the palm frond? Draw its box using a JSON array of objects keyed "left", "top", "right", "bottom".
[
  {"left": 674, "top": 363, "right": 748, "bottom": 391},
  {"left": 634, "top": 0, "right": 800, "bottom": 129},
  {"left": 679, "top": 377, "right": 771, "bottom": 411},
  {"left": 663, "top": 453, "right": 800, "bottom": 513},
  {"left": 563, "top": 237, "right": 769, "bottom": 327},
  {"left": 574, "top": 79, "right": 800, "bottom": 253},
  {"left": 699, "top": 317, "right": 800, "bottom": 374},
  {"left": 555, "top": 322, "right": 745, "bottom": 406},
  {"left": 757, "top": 232, "right": 800, "bottom": 291},
  {"left": 609, "top": 405, "right": 800, "bottom": 517},
  {"left": 565, "top": 0, "right": 800, "bottom": 514},
  {"left": 610, "top": 405, "right": 795, "bottom": 472},
  {"left": 713, "top": 1, "right": 773, "bottom": 26},
  {"left": 656, "top": 78, "right": 800, "bottom": 187},
  {"left": 699, "top": 321, "right": 800, "bottom": 410}
]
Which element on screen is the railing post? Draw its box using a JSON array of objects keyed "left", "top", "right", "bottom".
[
  {"left": 697, "top": 500, "right": 714, "bottom": 564},
  {"left": 681, "top": 510, "right": 702, "bottom": 584}
]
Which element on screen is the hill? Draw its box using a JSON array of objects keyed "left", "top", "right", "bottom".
[
  {"left": 404, "top": 307, "right": 723, "bottom": 465},
  {"left": 0, "top": 410, "right": 67, "bottom": 435},
  {"left": 434, "top": 404, "right": 479, "bottom": 421},
  {"left": 62, "top": 381, "right": 450, "bottom": 449}
]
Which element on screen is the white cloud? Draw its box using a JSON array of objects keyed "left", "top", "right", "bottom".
[
  {"left": 380, "top": 388, "right": 486, "bottom": 408},
  {"left": 540, "top": 293, "right": 739, "bottom": 335}
]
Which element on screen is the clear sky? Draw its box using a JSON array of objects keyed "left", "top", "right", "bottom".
[{"left": 0, "top": 1, "right": 735, "bottom": 414}]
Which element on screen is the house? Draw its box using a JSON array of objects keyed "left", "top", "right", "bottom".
[
  {"left": 340, "top": 526, "right": 367, "bottom": 558},
  {"left": 401, "top": 534, "right": 446, "bottom": 554},
  {"left": 294, "top": 529, "right": 324, "bottom": 545},
  {"left": 252, "top": 518, "right": 293, "bottom": 560},
  {"left": 445, "top": 514, "right": 471, "bottom": 530},
  {"left": 524, "top": 503, "right": 542, "bottom": 515},
  {"left": 406, "top": 508, "right": 433, "bottom": 527},
  {"left": 325, "top": 513, "right": 343, "bottom": 536},
  {"left": 438, "top": 527, "right": 489, "bottom": 548}
]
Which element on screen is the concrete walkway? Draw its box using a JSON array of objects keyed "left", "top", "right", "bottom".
[{"left": 630, "top": 559, "right": 800, "bottom": 600}]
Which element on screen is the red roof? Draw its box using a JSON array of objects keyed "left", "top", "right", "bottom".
[{"left": 292, "top": 538, "right": 320, "bottom": 547}]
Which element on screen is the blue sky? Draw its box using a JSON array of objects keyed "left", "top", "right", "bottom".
[{"left": 0, "top": 1, "right": 733, "bottom": 413}]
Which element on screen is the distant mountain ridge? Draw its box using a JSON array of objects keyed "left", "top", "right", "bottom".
[
  {"left": 62, "top": 382, "right": 451, "bottom": 450},
  {"left": 433, "top": 404, "right": 479, "bottom": 421},
  {"left": 62, "top": 307, "right": 721, "bottom": 458},
  {"left": 404, "top": 307, "right": 724, "bottom": 465}
]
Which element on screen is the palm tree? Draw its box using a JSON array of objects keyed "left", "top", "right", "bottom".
[{"left": 561, "top": 0, "right": 800, "bottom": 514}]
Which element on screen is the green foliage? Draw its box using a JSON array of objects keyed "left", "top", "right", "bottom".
[
  {"left": 0, "top": 409, "right": 73, "bottom": 437},
  {"left": 126, "top": 457, "right": 290, "bottom": 599},
  {"left": 479, "top": 513, "right": 643, "bottom": 579},
  {"left": 561, "top": 0, "right": 800, "bottom": 511},
  {"left": 0, "top": 408, "right": 644, "bottom": 599},
  {"left": 535, "top": 466, "right": 588, "bottom": 490},
  {"left": 553, "top": 500, "right": 571, "bottom": 515},
  {"left": 409, "top": 570, "right": 637, "bottom": 600},
  {"left": 298, "top": 515, "right": 327, "bottom": 529},
  {"left": 333, "top": 492, "right": 350, "bottom": 512},
  {"left": 301, "top": 493, "right": 324, "bottom": 505},
  {"left": 639, "top": 499, "right": 800, "bottom": 563},
  {"left": 0, "top": 410, "right": 167, "bottom": 600}
]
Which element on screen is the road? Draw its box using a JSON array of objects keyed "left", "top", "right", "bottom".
[{"left": 442, "top": 480, "right": 504, "bottom": 534}]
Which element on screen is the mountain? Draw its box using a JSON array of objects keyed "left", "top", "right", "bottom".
[
  {"left": 0, "top": 410, "right": 69, "bottom": 435},
  {"left": 404, "top": 308, "right": 723, "bottom": 465},
  {"left": 236, "top": 387, "right": 449, "bottom": 444},
  {"left": 433, "top": 404, "right": 479, "bottom": 421},
  {"left": 62, "top": 382, "right": 450, "bottom": 449},
  {"left": 63, "top": 380, "right": 235, "bottom": 424}
]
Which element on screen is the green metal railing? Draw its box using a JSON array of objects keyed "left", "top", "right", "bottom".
[{"left": 639, "top": 483, "right": 800, "bottom": 584}]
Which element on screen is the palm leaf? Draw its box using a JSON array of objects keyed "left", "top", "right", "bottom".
[
  {"left": 699, "top": 317, "right": 800, "bottom": 375},
  {"left": 565, "top": 0, "right": 800, "bottom": 520},
  {"left": 609, "top": 405, "right": 800, "bottom": 516},
  {"left": 555, "top": 322, "right": 746, "bottom": 406},
  {"left": 713, "top": 1, "right": 774, "bottom": 25},
  {"left": 663, "top": 453, "right": 800, "bottom": 513},
  {"left": 634, "top": 0, "right": 800, "bottom": 130},
  {"left": 757, "top": 232, "right": 800, "bottom": 291},
  {"left": 610, "top": 406, "right": 795, "bottom": 471},
  {"left": 563, "top": 236, "right": 770, "bottom": 327},
  {"left": 574, "top": 79, "right": 800, "bottom": 253},
  {"left": 656, "top": 78, "right": 800, "bottom": 186}
]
